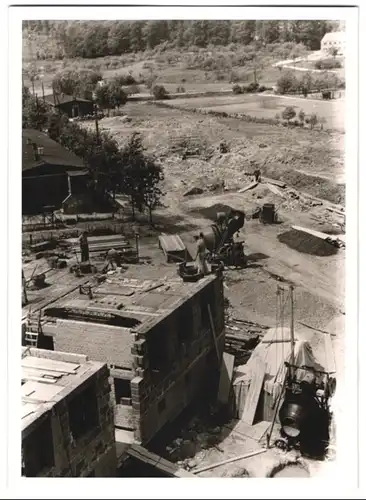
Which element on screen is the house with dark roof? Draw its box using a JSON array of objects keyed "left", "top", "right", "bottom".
[
  {"left": 44, "top": 93, "right": 95, "bottom": 118},
  {"left": 22, "top": 129, "right": 90, "bottom": 214}
]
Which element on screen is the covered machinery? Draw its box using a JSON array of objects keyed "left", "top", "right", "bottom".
[{"left": 200, "top": 209, "right": 246, "bottom": 267}]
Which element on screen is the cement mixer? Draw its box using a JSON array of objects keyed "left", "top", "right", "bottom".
[{"left": 200, "top": 209, "right": 246, "bottom": 267}]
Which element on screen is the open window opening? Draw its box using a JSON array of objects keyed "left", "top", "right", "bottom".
[
  {"left": 37, "top": 334, "right": 54, "bottom": 351},
  {"left": 68, "top": 383, "right": 99, "bottom": 440},
  {"left": 22, "top": 415, "right": 54, "bottom": 476},
  {"left": 114, "top": 378, "right": 132, "bottom": 405},
  {"left": 148, "top": 326, "right": 168, "bottom": 371}
]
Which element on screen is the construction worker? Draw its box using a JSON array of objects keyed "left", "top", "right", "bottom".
[
  {"left": 194, "top": 233, "right": 210, "bottom": 276},
  {"left": 103, "top": 248, "right": 120, "bottom": 273},
  {"left": 254, "top": 169, "right": 262, "bottom": 183},
  {"left": 79, "top": 231, "right": 89, "bottom": 262}
]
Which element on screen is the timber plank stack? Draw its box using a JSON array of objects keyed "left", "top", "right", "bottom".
[
  {"left": 224, "top": 318, "right": 267, "bottom": 365},
  {"left": 65, "top": 234, "right": 133, "bottom": 254}
]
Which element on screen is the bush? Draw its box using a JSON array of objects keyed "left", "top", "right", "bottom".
[
  {"left": 151, "top": 85, "right": 169, "bottom": 100},
  {"left": 276, "top": 72, "right": 299, "bottom": 94},
  {"left": 232, "top": 84, "right": 243, "bottom": 94},
  {"left": 282, "top": 106, "right": 296, "bottom": 122},
  {"left": 308, "top": 113, "right": 318, "bottom": 129},
  {"left": 315, "top": 58, "right": 341, "bottom": 70},
  {"left": 115, "top": 74, "right": 136, "bottom": 86},
  {"left": 258, "top": 85, "right": 268, "bottom": 93},
  {"left": 246, "top": 82, "right": 260, "bottom": 93}
]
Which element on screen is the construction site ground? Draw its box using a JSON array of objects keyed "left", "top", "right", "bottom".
[{"left": 23, "top": 100, "right": 344, "bottom": 478}]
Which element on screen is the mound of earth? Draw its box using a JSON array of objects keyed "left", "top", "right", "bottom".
[
  {"left": 278, "top": 229, "right": 338, "bottom": 257},
  {"left": 195, "top": 204, "right": 234, "bottom": 221}
]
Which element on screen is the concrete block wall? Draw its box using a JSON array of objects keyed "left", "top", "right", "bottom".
[
  {"left": 22, "top": 365, "right": 117, "bottom": 477},
  {"left": 130, "top": 274, "right": 226, "bottom": 444}
]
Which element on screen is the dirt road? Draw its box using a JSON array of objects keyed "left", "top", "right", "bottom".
[{"left": 159, "top": 188, "right": 345, "bottom": 327}]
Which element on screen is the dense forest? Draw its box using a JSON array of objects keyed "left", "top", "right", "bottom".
[{"left": 23, "top": 20, "right": 342, "bottom": 60}]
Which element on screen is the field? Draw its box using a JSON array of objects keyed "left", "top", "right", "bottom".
[{"left": 165, "top": 93, "right": 345, "bottom": 132}]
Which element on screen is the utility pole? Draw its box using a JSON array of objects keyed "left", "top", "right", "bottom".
[
  {"left": 94, "top": 104, "right": 101, "bottom": 197},
  {"left": 289, "top": 284, "right": 295, "bottom": 377},
  {"left": 22, "top": 270, "right": 28, "bottom": 305}
]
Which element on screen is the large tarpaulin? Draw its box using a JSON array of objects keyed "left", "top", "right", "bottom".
[{"left": 233, "top": 328, "right": 326, "bottom": 401}]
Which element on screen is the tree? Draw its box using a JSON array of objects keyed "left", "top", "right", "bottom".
[
  {"left": 120, "top": 133, "right": 164, "bottom": 221},
  {"left": 276, "top": 72, "right": 299, "bottom": 94},
  {"left": 282, "top": 106, "right": 296, "bottom": 124},
  {"left": 298, "top": 109, "right": 305, "bottom": 125},
  {"left": 262, "top": 20, "right": 280, "bottom": 44},
  {"left": 308, "top": 113, "right": 318, "bottom": 130},
  {"left": 129, "top": 21, "right": 146, "bottom": 52},
  {"left": 141, "top": 158, "right": 165, "bottom": 225},
  {"left": 52, "top": 69, "right": 102, "bottom": 98},
  {"left": 47, "top": 112, "right": 69, "bottom": 141},
  {"left": 95, "top": 85, "right": 111, "bottom": 109},
  {"left": 300, "top": 72, "right": 313, "bottom": 97},
  {"left": 142, "top": 21, "right": 169, "bottom": 49},
  {"left": 107, "top": 21, "right": 131, "bottom": 54},
  {"left": 120, "top": 132, "right": 145, "bottom": 219},
  {"left": 151, "top": 85, "right": 169, "bottom": 100},
  {"left": 108, "top": 81, "right": 127, "bottom": 109},
  {"left": 230, "top": 20, "right": 256, "bottom": 45},
  {"left": 22, "top": 88, "right": 49, "bottom": 130},
  {"left": 329, "top": 46, "right": 339, "bottom": 58}
]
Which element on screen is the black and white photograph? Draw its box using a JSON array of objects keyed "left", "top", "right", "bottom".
[{"left": 3, "top": 1, "right": 363, "bottom": 496}]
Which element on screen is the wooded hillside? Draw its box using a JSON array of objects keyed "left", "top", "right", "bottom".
[{"left": 23, "top": 20, "right": 343, "bottom": 60}]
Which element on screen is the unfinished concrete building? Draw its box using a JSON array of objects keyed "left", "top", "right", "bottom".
[
  {"left": 24, "top": 272, "right": 225, "bottom": 445},
  {"left": 21, "top": 347, "right": 116, "bottom": 477}
]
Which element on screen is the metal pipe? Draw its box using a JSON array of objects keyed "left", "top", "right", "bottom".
[
  {"left": 192, "top": 448, "right": 267, "bottom": 474},
  {"left": 266, "top": 364, "right": 289, "bottom": 449},
  {"left": 290, "top": 285, "right": 295, "bottom": 377},
  {"left": 135, "top": 233, "right": 140, "bottom": 261}
]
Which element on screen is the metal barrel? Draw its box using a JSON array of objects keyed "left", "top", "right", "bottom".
[{"left": 262, "top": 203, "right": 275, "bottom": 224}]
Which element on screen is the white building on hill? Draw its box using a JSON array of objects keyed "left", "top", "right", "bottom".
[{"left": 321, "top": 31, "right": 346, "bottom": 55}]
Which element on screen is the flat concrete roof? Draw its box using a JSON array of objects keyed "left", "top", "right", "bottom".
[
  {"left": 21, "top": 347, "right": 105, "bottom": 433},
  {"left": 38, "top": 274, "right": 217, "bottom": 369}
]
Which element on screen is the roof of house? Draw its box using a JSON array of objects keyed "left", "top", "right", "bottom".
[
  {"left": 43, "top": 93, "right": 93, "bottom": 106},
  {"left": 322, "top": 31, "right": 346, "bottom": 42},
  {"left": 21, "top": 347, "right": 105, "bottom": 433},
  {"left": 22, "top": 129, "right": 85, "bottom": 172}
]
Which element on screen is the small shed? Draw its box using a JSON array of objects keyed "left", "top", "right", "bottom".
[{"left": 44, "top": 93, "right": 94, "bottom": 118}]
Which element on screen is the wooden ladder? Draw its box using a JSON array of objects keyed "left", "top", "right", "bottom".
[{"left": 24, "top": 311, "right": 43, "bottom": 347}]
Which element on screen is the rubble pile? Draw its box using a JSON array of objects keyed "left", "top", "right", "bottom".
[{"left": 165, "top": 418, "right": 224, "bottom": 471}]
